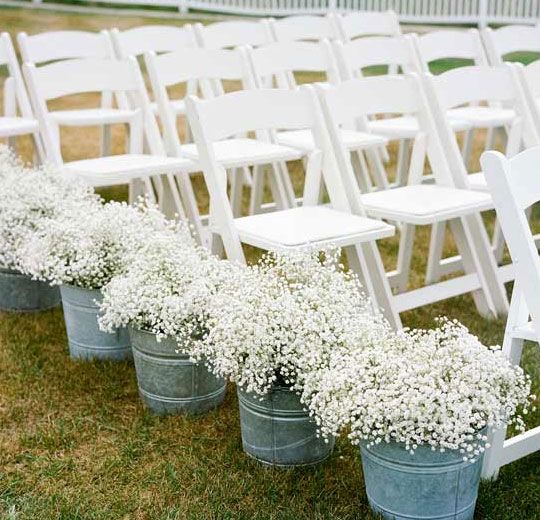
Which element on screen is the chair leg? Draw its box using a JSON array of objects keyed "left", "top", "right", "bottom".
[
  {"left": 392, "top": 223, "right": 416, "bottom": 293},
  {"left": 395, "top": 139, "right": 410, "bottom": 187},
  {"left": 230, "top": 168, "right": 243, "bottom": 218},
  {"left": 345, "top": 242, "right": 402, "bottom": 330},
  {"left": 350, "top": 150, "right": 371, "bottom": 193},
  {"left": 449, "top": 215, "right": 509, "bottom": 318},
  {"left": 461, "top": 128, "right": 474, "bottom": 170},
  {"left": 249, "top": 165, "right": 265, "bottom": 215},
  {"left": 425, "top": 222, "right": 446, "bottom": 284},
  {"left": 482, "top": 286, "right": 527, "bottom": 479}
]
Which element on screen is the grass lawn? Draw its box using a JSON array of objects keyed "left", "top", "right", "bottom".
[{"left": 0, "top": 5, "right": 539, "bottom": 519}]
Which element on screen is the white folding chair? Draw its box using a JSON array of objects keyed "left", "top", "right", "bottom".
[
  {"left": 186, "top": 87, "right": 401, "bottom": 328},
  {"left": 0, "top": 32, "right": 43, "bottom": 161},
  {"left": 146, "top": 46, "right": 302, "bottom": 218},
  {"left": 17, "top": 29, "right": 120, "bottom": 157},
  {"left": 110, "top": 25, "right": 196, "bottom": 124},
  {"left": 318, "top": 75, "right": 509, "bottom": 319},
  {"left": 422, "top": 64, "right": 538, "bottom": 283},
  {"left": 193, "top": 20, "right": 272, "bottom": 50},
  {"left": 267, "top": 15, "right": 339, "bottom": 42},
  {"left": 332, "top": 34, "right": 468, "bottom": 188},
  {"left": 246, "top": 40, "right": 388, "bottom": 192},
  {"left": 482, "top": 24, "right": 540, "bottom": 66},
  {"left": 480, "top": 147, "right": 540, "bottom": 479},
  {"left": 23, "top": 56, "right": 201, "bottom": 231},
  {"left": 332, "top": 10, "right": 402, "bottom": 42},
  {"left": 410, "top": 29, "right": 497, "bottom": 165}
]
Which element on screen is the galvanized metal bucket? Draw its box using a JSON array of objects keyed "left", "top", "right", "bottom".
[
  {"left": 129, "top": 327, "right": 226, "bottom": 415},
  {"left": 60, "top": 284, "right": 131, "bottom": 362},
  {"left": 238, "top": 385, "right": 334, "bottom": 467},
  {"left": 0, "top": 268, "right": 60, "bottom": 312},
  {"left": 360, "top": 438, "right": 484, "bottom": 520}
]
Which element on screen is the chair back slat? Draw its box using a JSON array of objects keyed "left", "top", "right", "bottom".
[
  {"left": 483, "top": 25, "right": 540, "bottom": 65},
  {"left": 18, "top": 30, "right": 112, "bottom": 64},
  {"left": 412, "top": 29, "right": 487, "bottom": 71},
  {"left": 429, "top": 65, "right": 519, "bottom": 110},
  {"left": 110, "top": 25, "right": 194, "bottom": 58},
  {"left": 334, "top": 36, "right": 417, "bottom": 78},
  {"left": 147, "top": 48, "right": 246, "bottom": 88},
  {"left": 269, "top": 15, "right": 337, "bottom": 42},
  {"left": 188, "top": 88, "right": 316, "bottom": 142},
  {"left": 26, "top": 58, "right": 139, "bottom": 101},
  {"left": 247, "top": 40, "right": 337, "bottom": 88},
  {"left": 335, "top": 10, "right": 401, "bottom": 41},
  {"left": 194, "top": 21, "right": 271, "bottom": 50}
]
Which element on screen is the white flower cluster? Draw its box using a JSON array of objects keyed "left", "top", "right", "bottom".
[
  {"left": 98, "top": 232, "right": 246, "bottom": 343},
  {"left": 20, "top": 199, "right": 181, "bottom": 290},
  {"left": 189, "top": 249, "right": 389, "bottom": 397},
  {"left": 302, "top": 318, "right": 535, "bottom": 460},
  {"left": 0, "top": 146, "right": 98, "bottom": 272}
]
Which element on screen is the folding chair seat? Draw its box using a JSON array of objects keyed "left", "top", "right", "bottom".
[
  {"left": 60, "top": 154, "right": 196, "bottom": 188},
  {"left": 480, "top": 147, "right": 540, "bottom": 480},
  {"left": 0, "top": 33, "right": 43, "bottom": 159},
  {"left": 179, "top": 138, "right": 304, "bottom": 167},
  {"left": 186, "top": 87, "right": 401, "bottom": 328},
  {"left": 318, "top": 75, "right": 509, "bottom": 319},
  {"left": 23, "top": 57, "right": 200, "bottom": 228},
  {"left": 361, "top": 184, "right": 493, "bottom": 224},
  {"left": 234, "top": 205, "right": 393, "bottom": 250}
]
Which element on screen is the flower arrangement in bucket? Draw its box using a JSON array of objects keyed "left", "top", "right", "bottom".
[
  {"left": 20, "top": 198, "right": 179, "bottom": 361},
  {"left": 190, "top": 248, "right": 390, "bottom": 467},
  {"left": 0, "top": 146, "right": 98, "bottom": 312},
  {"left": 98, "top": 232, "right": 241, "bottom": 414},
  {"left": 303, "top": 318, "right": 535, "bottom": 520}
]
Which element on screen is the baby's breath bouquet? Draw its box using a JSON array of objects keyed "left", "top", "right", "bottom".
[
  {"left": 98, "top": 231, "right": 246, "bottom": 342},
  {"left": 190, "top": 249, "right": 388, "bottom": 396},
  {"left": 20, "top": 199, "right": 178, "bottom": 290},
  {"left": 0, "top": 146, "right": 99, "bottom": 273},
  {"left": 303, "top": 318, "right": 535, "bottom": 461}
]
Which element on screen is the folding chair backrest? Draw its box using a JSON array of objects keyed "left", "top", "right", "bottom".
[
  {"left": 268, "top": 15, "right": 338, "bottom": 42},
  {"left": 246, "top": 40, "right": 338, "bottom": 89},
  {"left": 516, "top": 60, "right": 540, "bottom": 134},
  {"left": 333, "top": 35, "right": 418, "bottom": 80},
  {"left": 110, "top": 25, "right": 195, "bottom": 58},
  {"left": 146, "top": 47, "right": 249, "bottom": 97},
  {"left": 427, "top": 65, "right": 521, "bottom": 110},
  {"left": 317, "top": 74, "right": 454, "bottom": 188},
  {"left": 411, "top": 29, "right": 487, "bottom": 72},
  {"left": 194, "top": 20, "right": 271, "bottom": 50},
  {"left": 0, "top": 32, "right": 34, "bottom": 119},
  {"left": 18, "top": 30, "right": 114, "bottom": 64},
  {"left": 146, "top": 47, "right": 251, "bottom": 154},
  {"left": 334, "top": 10, "right": 401, "bottom": 41},
  {"left": 482, "top": 147, "right": 540, "bottom": 321},
  {"left": 482, "top": 25, "right": 540, "bottom": 65},
  {"left": 422, "top": 65, "right": 533, "bottom": 188},
  {"left": 23, "top": 57, "right": 163, "bottom": 163},
  {"left": 188, "top": 86, "right": 350, "bottom": 210}
]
